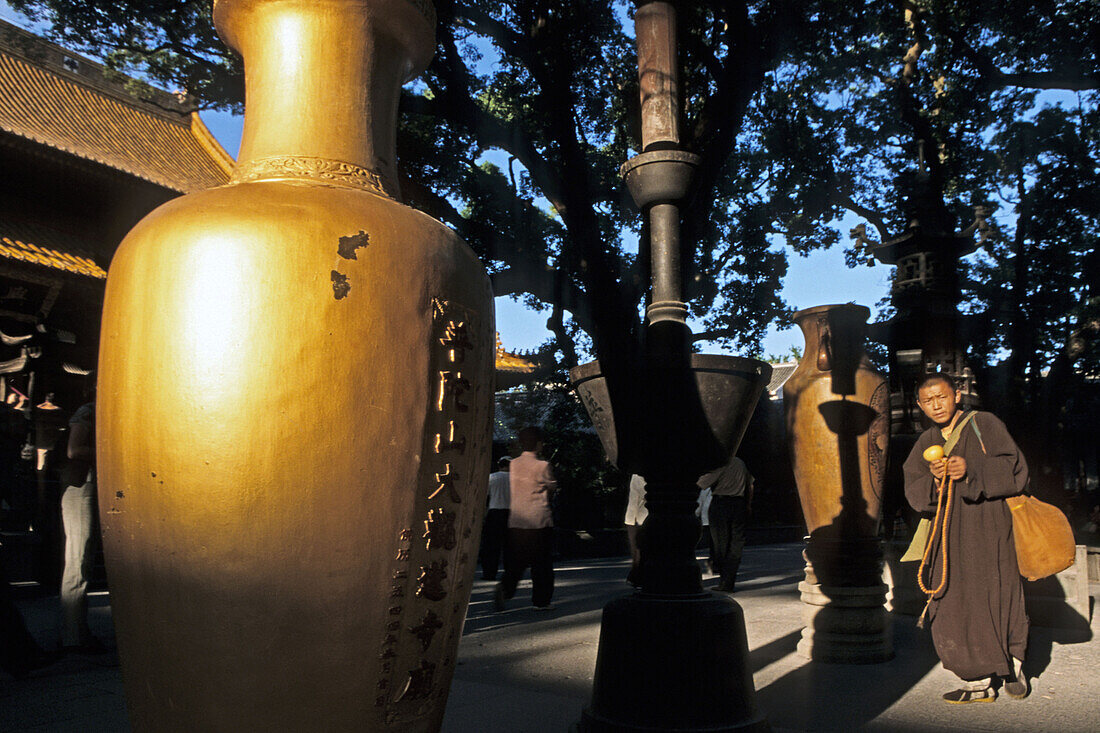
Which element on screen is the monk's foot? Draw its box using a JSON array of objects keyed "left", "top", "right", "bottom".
[
  {"left": 1004, "top": 670, "right": 1030, "bottom": 699},
  {"left": 942, "top": 687, "right": 995, "bottom": 704}
]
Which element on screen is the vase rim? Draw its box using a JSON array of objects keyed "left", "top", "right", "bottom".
[{"left": 791, "top": 303, "right": 871, "bottom": 323}]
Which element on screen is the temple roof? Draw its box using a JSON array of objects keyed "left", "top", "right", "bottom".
[
  {"left": 495, "top": 334, "right": 537, "bottom": 373},
  {"left": 0, "top": 218, "right": 105, "bottom": 279},
  {"left": 767, "top": 361, "right": 798, "bottom": 396},
  {"left": 0, "top": 20, "right": 233, "bottom": 193}
]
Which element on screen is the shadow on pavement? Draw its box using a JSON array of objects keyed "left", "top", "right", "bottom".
[
  {"left": 748, "top": 629, "right": 801, "bottom": 672},
  {"left": 756, "top": 614, "right": 941, "bottom": 731}
]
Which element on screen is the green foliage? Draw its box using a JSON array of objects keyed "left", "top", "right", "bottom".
[
  {"left": 9, "top": 0, "right": 1097, "bottom": 425},
  {"left": 764, "top": 346, "right": 801, "bottom": 364},
  {"left": 494, "top": 379, "right": 626, "bottom": 530},
  {"left": 9, "top": 0, "right": 243, "bottom": 109}
]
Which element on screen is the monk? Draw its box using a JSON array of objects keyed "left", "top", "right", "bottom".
[{"left": 904, "top": 373, "right": 1030, "bottom": 703}]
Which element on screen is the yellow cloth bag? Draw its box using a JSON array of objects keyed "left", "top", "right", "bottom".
[{"left": 1005, "top": 495, "right": 1075, "bottom": 581}]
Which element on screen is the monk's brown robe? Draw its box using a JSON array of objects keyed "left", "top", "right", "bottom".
[{"left": 903, "top": 410, "right": 1029, "bottom": 681}]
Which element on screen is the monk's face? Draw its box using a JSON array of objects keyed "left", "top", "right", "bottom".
[{"left": 916, "top": 380, "right": 961, "bottom": 426}]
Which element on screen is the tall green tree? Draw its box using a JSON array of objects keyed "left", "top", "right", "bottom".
[
  {"left": 8, "top": 0, "right": 1097, "bottom": 386},
  {"left": 6, "top": 0, "right": 883, "bottom": 367}
]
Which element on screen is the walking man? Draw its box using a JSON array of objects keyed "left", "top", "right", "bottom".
[
  {"left": 699, "top": 456, "right": 753, "bottom": 593},
  {"left": 495, "top": 427, "right": 557, "bottom": 610},
  {"left": 623, "top": 474, "right": 647, "bottom": 587},
  {"left": 479, "top": 457, "right": 510, "bottom": 581},
  {"left": 904, "top": 373, "right": 1029, "bottom": 703}
]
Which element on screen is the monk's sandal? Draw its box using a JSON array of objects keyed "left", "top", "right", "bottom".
[
  {"left": 943, "top": 687, "right": 995, "bottom": 704},
  {"left": 1004, "top": 669, "right": 1029, "bottom": 699}
]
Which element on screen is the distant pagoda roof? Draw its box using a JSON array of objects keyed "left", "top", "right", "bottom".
[
  {"left": 870, "top": 225, "right": 977, "bottom": 266},
  {"left": 495, "top": 334, "right": 537, "bottom": 373},
  {"left": 0, "top": 19, "right": 233, "bottom": 193}
]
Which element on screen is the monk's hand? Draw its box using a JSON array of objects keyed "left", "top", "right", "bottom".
[
  {"left": 929, "top": 458, "right": 946, "bottom": 481},
  {"left": 945, "top": 455, "right": 967, "bottom": 481}
]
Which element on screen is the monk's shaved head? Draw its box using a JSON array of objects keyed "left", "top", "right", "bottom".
[{"left": 917, "top": 372, "right": 957, "bottom": 394}]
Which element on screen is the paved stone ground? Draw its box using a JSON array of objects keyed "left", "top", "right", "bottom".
[{"left": 3, "top": 543, "right": 1098, "bottom": 732}]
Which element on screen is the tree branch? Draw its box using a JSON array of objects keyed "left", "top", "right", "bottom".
[
  {"left": 834, "top": 192, "right": 891, "bottom": 241},
  {"left": 991, "top": 71, "right": 1099, "bottom": 92},
  {"left": 490, "top": 267, "right": 594, "bottom": 338},
  {"left": 423, "top": 29, "right": 570, "bottom": 216},
  {"left": 941, "top": 21, "right": 1100, "bottom": 91}
]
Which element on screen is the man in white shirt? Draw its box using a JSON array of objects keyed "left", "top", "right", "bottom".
[
  {"left": 624, "top": 474, "right": 648, "bottom": 586},
  {"left": 479, "top": 457, "right": 511, "bottom": 580},
  {"left": 494, "top": 427, "right": 557, "bottom": 610}
]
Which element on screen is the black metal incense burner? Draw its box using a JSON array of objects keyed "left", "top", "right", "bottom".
[{"left": 569, "top": 3, "right": 772, "bottom": 730}]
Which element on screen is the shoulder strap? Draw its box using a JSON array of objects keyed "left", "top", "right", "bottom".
[
  {"left": 969, "top": 413, "right": 987, "bottom": 454},
  {"left": 943, "top": 411, "right": 977, "bottom": 456}
]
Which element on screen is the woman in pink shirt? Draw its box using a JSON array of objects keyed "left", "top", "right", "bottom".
[{"left": 494, "top": 427, "right": 557, "bottom": 610}]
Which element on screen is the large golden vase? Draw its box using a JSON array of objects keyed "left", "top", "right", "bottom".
[
  {"left": 785, "top": 304, "right": 892, "bottom": 663},
  {"left": 785, "top": 303, "right": 888, "bottom": 542},
  {"left": 96, "top": 1, "right": 494, "bottom": 729}
]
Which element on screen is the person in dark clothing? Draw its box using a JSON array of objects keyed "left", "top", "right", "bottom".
[
  {"left": 699, "top": 457, "right": 753, "bottom": 593},
  {"left": 33, "top": 394, "right": 67, "bottom": 591},
  {"left": 479, "top": 457, "right": 511, "bottom": 581},
  {"left": 904, "top": 373, "right": 1029, "bottom": 704}
]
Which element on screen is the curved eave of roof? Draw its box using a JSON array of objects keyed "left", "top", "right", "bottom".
[
  {"left": 767, "top": 361, "right": 798, "bottom": 395},
  {"left": 0, "top": 234, "right": 106, "bottom": 279},
  {"left": 0, "top": 35, "right": 233, "bottom": 193},
  {"left": 495, "top": 351, "right": 537, "bottom": 373}
]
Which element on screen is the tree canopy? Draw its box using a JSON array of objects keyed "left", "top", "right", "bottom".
[{"left": 9, "top": 0, "right": 1098, "bottom": 386}]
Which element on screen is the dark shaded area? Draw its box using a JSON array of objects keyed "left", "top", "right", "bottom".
[
  {"left": 805, "top": 399, "right": 880, "bottom": 588},
  {"left": 747, "top": 629, "right": 801, "bottom": 673},
  {"left": 755, "top": 615, "right": 941, "bottom": 732}
]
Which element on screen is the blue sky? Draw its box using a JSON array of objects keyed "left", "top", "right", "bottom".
[{"left": 1, "top": 2, "right": 895, "bottom": 360}]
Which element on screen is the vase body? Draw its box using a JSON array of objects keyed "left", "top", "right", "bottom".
[
  {"left": 785, "top": 304, "right": 891, "bottom": 663},
  {"left": 96, "top": 1, "right": 495, "bottom": 730},
  {"left": 784, "top": 303, "right": 888, "bottom": 542}
]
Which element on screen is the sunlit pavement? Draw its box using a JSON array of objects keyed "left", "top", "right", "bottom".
[{"left": 4, "top": 543, "right": 1098, "bottom": 732}]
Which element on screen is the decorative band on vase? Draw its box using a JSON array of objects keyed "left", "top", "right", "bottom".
[{"left": 230, "top": 155, "right": 399, "bottom": 198}]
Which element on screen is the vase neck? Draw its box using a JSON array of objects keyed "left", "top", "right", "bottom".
[{"left": 216, "top": 0, "right": 435, "bottom": 198}]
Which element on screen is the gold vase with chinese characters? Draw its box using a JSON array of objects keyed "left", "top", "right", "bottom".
[{"left": 96, "top": 1, "right": 493, "bottom": 729}]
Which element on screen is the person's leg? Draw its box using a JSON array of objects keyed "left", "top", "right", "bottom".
[
  {"left": 530, "top": 527, "right": 555, "bottom": 607},
  {"left": 59, "top": 480, "right": 95, "bottom": 648},
  {"left": 477, "top": 511, "right": 492, "bottom": 578},
  {"left": 496, "top": 528, "right": 531, "bottom": 609},
  {"left": 709, "top": 497, "right": 732, "bottom": 588},
  {"left": 34, "top": 462, "right": 62, "bottom": 593},
  {"left": 722, "top": 496, "right": 748, "bottom": 590},
  {"left": 480, "top": 509, "right": 506, "bottom": 581},
  {"left": 699, "top": 523, "right": 713, "bottom": 573},
  {"left": 626, "top": 523, "right": 640, "bottom": 586}
]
